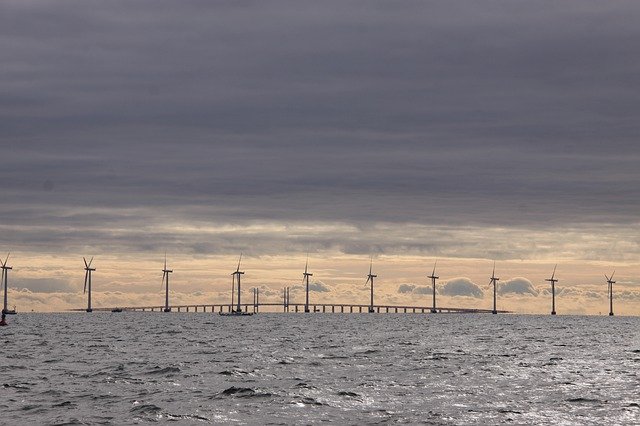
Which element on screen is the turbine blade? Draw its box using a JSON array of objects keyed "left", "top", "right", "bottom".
[
  {"left": 164, "top": 251, "right": 167, "bottom": 270},
  {"left": 83, "top": 257, "right": 88, "bottom": 268},
  {"left": 551, "top": 264, "right": 557, "bottom": 280},
  {"left": 84, "top": 270, "right": 88, "bottom": 293},
  {"left": 492, "top": 261, "right": 496, "bottom": 278},
  {"left": 369, "top": 256, "right": 373, "bottom": 275},
  {"left": 3, "top": 252, "right": 9, "bottom": 266},
  {"left": 432, "top": 259, "right": 437, "bottom": 276},
  {"left": 304, "top": 253, "right": 309, "bottom": 274},
  {"left": 611, "top": 270, "right": 615, "bottom": 280},
  {"left": 604, "top": 274, "right": 610, "bottom": 282},
  {"left": 88, "top": 256, "right": 94, "bottom": 268},
  {"left": 237, "top": 253, "right": 242, "bottom": 272}
]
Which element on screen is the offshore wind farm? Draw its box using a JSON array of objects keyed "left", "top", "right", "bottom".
[
  {"left": 2, "top": 0, "right": 640, "bottom": 424},
  {"left": 7, "top": 253, "right": 618, "bottom": 316}
]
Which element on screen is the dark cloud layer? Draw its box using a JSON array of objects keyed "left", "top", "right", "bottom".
[{"left": 1, "top": 1, "right": 639, "bottom": 256}]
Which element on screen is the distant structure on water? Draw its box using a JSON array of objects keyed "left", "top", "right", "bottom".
[
  {"left": 83, "top": 257, "right": 95, "bottom": 313},
  {"left": 489, "top": 262, "right": 500, "bottom": 315},
  {"left": 302, "top": 255, "right": 312, "bottom": 313},
  {"left": 546, "top": 265, "right": 558, "bottom": 315},
  {"left": 428, "top": 261, "right": 439, "bottom": 313},
  {"left": 365, "top": 258, "right": 377, "bottom": 313},
  {"left": 605, "top": 271, "right": 616, "bottom": 316},
  {"left": 161, "top": 254, "right": 172, "bottom": 312},
  {"left": 1, "top": 253, "right": 15, "bottom": 315},
  {"left": 219, "top": 253, "right": 252, "bottom": 316}
]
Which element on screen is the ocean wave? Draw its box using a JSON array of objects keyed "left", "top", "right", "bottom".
[{"left": 218, "top": 386, "right": 273, "bottom": 398}]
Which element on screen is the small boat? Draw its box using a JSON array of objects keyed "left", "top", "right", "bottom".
[
  {"left": 219, "top": 310, "right": 253, "bottom": 317},
  {"left": 111, "top": 308, "right": 123, "bottom": 313}
]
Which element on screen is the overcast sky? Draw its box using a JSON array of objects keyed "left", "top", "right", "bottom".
[{"left": 1, "top": 1, "right": 639, "bottom": 313}]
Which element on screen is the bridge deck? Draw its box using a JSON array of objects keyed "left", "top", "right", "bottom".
[{"left": 70, "top": 302, "right": 510, "bottom": 314}]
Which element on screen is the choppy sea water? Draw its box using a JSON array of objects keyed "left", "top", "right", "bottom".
[{"left": 1, "top": 313, "right": 638, "bottom": 425}]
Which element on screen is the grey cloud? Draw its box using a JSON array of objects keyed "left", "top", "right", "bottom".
[
  {"left": 439, "top": 278, "right": 484, "bottom": 298},
  {"left": 398, "top": 284, "right": 415, "bottom": 294},
  {"left": 498, "top": 278, "right": 539, "bottom": 296},
  {"left": 412, "top": 286, "right": 433, "bottom": 295},
  {"left": 13, "top": 278, "right": 76, "bottom": 293},
  {"left": 398, "top": 283, "right": 434, "bottom": 295},
  {"left": 615, "top": 290, "right": 640, "bottom": 301},
  {"left": 0, "top": 1, "right": 639, "bottom": 260},
  {"left": 308, "top": 281, "right": 331, "bottom": 293}
]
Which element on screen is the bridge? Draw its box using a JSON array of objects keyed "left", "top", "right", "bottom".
[{"left": 70, "top": 302, "right": 510, "bottom": 314}]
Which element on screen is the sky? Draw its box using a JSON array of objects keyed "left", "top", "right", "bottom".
[{"left": 1, "top": 0, "right": 639, "bottom": 314}]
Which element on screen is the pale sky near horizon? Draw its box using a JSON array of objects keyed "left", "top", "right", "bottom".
[{"left": 1, "top": 1, "right": 639, "bottom": 314}]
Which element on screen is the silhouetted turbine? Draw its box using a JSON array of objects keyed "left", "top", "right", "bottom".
[
  {"left": 489, "top": 262, "right": 500, "bottom": 314},
  {"left": 428, "top": 260, "right": 439, "bottom": 313},
  {"left": 83, "top": 256, "right": 95, "bottom": 313},
  {"left": 231, "top": 254, "right": 245, "bottom": 313},
  {"left": 365, "top": 257, "right": 377, "bottom": 313},
  {"left": 162, "top": 253, "right": 173, "bottom": 312},
  {"left": 546, "top": 265, "right": 558, "bottom": 315},
  {"left": 1, "top": 253, "right": 12, "bottom": 315},
  {"left": 605, "top": 271, "right": 616, "bottom": 316},
  {"left": 303, "top": 255, "right": 313, "bottom": 313}
]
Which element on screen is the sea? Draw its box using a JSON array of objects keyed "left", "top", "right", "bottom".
[{"left": 1, "top": 313, "right": 638, "bottom": 425}]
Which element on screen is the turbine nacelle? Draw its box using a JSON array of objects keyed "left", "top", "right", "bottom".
[
  {"left": 83, "top": 256, "right": 95, "bottom": 294},
  {"left": 605, "top": 270, "right": 616, "bottom": 285},
  {"left": 1, "top": 252, "right": 11, "bottom": 270},
  {"left": 365, "top": 256, "right": 376, "bottom": 285},
  {"left": 489, "top": 262, "right": 499, "bottom": 285}
]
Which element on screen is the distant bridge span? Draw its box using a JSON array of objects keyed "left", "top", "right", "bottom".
[{"left": 70, "top": 302, "right": 510, "bottom": 314}]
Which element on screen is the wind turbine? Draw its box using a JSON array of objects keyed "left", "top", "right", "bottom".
[
  {"left": 365, "top": 257, "right": 376, "bottom": 313},
  {"left": 303, "top": 255, "right": 313, "bottom": 313},
  {"left": 83, "top": 256, "right": 95, "bottom": 313},
  {"left": 230, "top": 273, "right": 235, "bottom": 312},
  {"left": 605, "top": 271, "right": 615, "bottom": 316},
  {"left": 162, "top": 254, "right": 172, "bottom": 312},
  {"left": 546, "top": 265, "right": 558, "bottom": 315},
  {"left": 1, "top": 253, "right": 12, "bottom": 314},
  {"left": 428, "top": 260, "right": 439, "bottom": 313},
  {"left": 231, "top": 253, "right": 244, "bottom": 313},
  {"left": 489, "top": 262, "right": 500, "bottom": 314}
]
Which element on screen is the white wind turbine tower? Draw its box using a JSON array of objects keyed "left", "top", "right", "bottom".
[
  {"left": 428, "top": 260, "right": 439, "bottom": 313},
  {"left": 83, "top": 257, "right": 95, "bottom": 313},
  {"left": 231, "top": 253, "right": 244, "bottom": 313},
  {"left": 489, "top": 262, "right": 500, "bottom": 314},
  {"left": 162, "top": 254, "right": 173, "bottom": 312},
  {"left": 605, "top": 270, "right": 615, "bottom": 316},
  {"left": 303, "top": 255, "right": 313, "bottom": 313},
  {"left": 1, "top": 253, "right": 12, "bottom": 314},
  {"left": 546, "top": 264, "right": 558, "bottom": 315}
]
